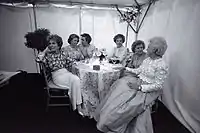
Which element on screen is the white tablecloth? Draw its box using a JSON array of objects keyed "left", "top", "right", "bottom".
[{"left": 72, "top": 62, "right": 123, "bottom": 117}]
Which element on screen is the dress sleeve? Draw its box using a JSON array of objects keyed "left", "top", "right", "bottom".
[
  {"left": 36, "top": 51, "right": 51, "bottom": 71},
  {"left": 63, "top": 51, "right": 76, "bottom": 72},
  {"left": 89, "top": 45, "right": 96, "bottom": 58},
  {"left": 36, "top": 51, "right": 47, "bottom": 63},
  {"left": 141, "top": 63, "right": 168, "bottom": 92},
  {"left": 126, "top": 66, "right": 142, "bottom": 75},
  {"left": 112, "top": 47, "right": 116, "bottom": 57}
]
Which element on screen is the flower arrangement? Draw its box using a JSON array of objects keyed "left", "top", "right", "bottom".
[
  {"left": 95, "top": 48, "right": 108, "bottom": 61},
  {"left": 24, "top": 28, "right": 50, "bottom": 52},
  {"left": 119, "top": 7, "right": 142, "bottom": 25}
]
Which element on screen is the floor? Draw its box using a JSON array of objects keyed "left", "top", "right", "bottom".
[{"left": 0, "top": 72, "right": 191, "bottom": 133}]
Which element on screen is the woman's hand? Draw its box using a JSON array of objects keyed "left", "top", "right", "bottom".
[
  {"left": 127, "top": 81, "right": 140, "bottom": 90},
  {"left": 36, "top": 47, "right": 50, "bottom": 61},
  {"left": 109, "top": 58, "right": 120, "bottom": 64},
  {"left": 43, "top": 47, "right": 50, "bottom": 53},
  {"left": 125, "top": 67, "right": 138, "bottom": 76},
  {"left": 125, "top": 67, "right": 132, "bottom": 71},
  {"left": 127, "top": 78, "right": 142, "bottom": 90}
]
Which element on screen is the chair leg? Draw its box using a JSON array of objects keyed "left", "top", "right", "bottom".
[
  {"left": 151, "top": 99, "right": 159, "bottom": 113},
  {"left": 69, "top": 103, "right": 72, "bottom": 111}
]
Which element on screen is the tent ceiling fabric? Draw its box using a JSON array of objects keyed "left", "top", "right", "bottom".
[
  {"left": 1, "top": 0, "right": 152, "bottom": 7},
  {"left": 49, "top": 0, "right": 150, "bottom": 6}
]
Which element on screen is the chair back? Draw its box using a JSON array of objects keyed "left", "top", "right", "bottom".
[
  {"left": 40, "top": 62, "right": 52, "bottom": 88},
  {"left": 36, "top": 61, "right": 71, "bottom": 112}
]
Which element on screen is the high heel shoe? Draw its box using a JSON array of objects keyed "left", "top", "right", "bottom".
[
  {"left": 78, "top": 111, "right": 84, "bottom": 116},
  {"left": 77, "top": 104, "right": 85, "bottom": 117}
]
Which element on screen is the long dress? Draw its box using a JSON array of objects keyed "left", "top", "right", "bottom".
[
  {"left": 38, "top": 50, "right": 82, "bottom": 110},
  {"left": 111, "top": 46, "right": 128, "bottom": 66},
  {"left": 94, "top": 57, "right": 168, "bottom": 133}
]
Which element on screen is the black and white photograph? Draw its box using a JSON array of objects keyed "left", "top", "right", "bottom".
[{"left": 0, "top": 0, "right": 199, "bottom": 133}]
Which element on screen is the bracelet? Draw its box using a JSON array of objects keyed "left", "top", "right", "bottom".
[{"left": 139, "top": 85, "right": 142, "bottom": 91}]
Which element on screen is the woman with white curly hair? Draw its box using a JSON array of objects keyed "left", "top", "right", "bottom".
[{"left": 94, "top": 37, "right": 168, "bottom": 133}]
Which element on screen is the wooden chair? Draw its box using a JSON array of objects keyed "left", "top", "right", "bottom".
[{"left": 40, "top": 62, "right": 71, "bottom": 112}]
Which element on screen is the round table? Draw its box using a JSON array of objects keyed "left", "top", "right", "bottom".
[{"left": 72, "top": 62, "right": 123, "bottom": 117}]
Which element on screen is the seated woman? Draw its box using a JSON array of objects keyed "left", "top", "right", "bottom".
[
  {"left": 126, "top": 40, "right": 147, "bottom": 68},
  {"left": 109, "top": 34, "right": 128, "bottom": 66},
  {"left": 37, "top": 34, "right": 83, "bottom": 114},
  {"left": 94, "top": 37, "right": 169, "bottom": 133},
  {"left": 78, "top": 33, "right": 96, "bottom": 59},
  {"left": 62, "top": 34, "right": 84, "bottom": 61}
]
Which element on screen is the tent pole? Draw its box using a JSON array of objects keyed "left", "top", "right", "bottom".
[
  {"left": 32, "top": 3, "right": 38, "bottom": 30},
  {"left": 125, "top": 24, "right": 129, "bottom": 47},
  {"left": 79, "top": 6, "right": 82, "bottom": 36},
  {"left": 135, "top": 6, "right": 141, "bottom": 41},
  {"left": 35, "top": 1, "right": 132, "bottom": 8},
  {"left": 32, "top": 3, "right": 40, "bottom": 73},
  {"left": 115, "top": 5, "right": 137, "bottom": 33},
  {"left": 135, "top": 32, "right": 138, "bottom": 41},
  {"left": 137, "top": 0, "right": 153, "bottom": 33},
  {"left": 133, "top": 0, "right": 140, "bottom": 8}
]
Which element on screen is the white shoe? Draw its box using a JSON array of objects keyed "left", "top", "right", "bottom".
[{"left": 78, "top": 111, "right": 84, "bottom": 116}]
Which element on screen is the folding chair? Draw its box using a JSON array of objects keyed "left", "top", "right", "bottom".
[{"left": 40, "top": 62, "right": 71, "bottom": 112}]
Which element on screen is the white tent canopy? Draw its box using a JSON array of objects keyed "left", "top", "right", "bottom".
[
  {"left": 0, "top": 0, "right": 200, "bottom": 133},
  {"left": 1, "top": 0, "right": 152, "bottom": 7}
]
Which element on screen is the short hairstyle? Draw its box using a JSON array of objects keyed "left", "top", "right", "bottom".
[
  {"left": 68, "top": 34, "right": 79, "bottom": 44},
  {"left": 113, "top": 34, "right": 125, "bottom": 43},
  {"left": 48, "top": 34, "right": 63, "bottom": 49},
  {"left": 149, "top": 36, "right": 168, "bottom": 57},
  {"left": 131, "top": 40, "right": 145, "bottom": 53},
  {"left": 81, "top": 33, "right": 92, "bottom": 44}
]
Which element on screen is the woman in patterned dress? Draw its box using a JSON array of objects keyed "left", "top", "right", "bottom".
[
  {"left": 123, "top": 40, "right": 148, "bottom": 78},
  {"left": 62, "top": 34, "right": 84, "bottom": 61},
  {"left": 37, "top": 34, "right": 83, "bottom": 114},
  {"left": 94, "top": 37, "right": 169, "bottom": 133},
  {"left": 126, "top": 40, "right": 147, "bottom": 69},
  {"left": 78, "top": 33, "right": 96, "bottom": 59}
]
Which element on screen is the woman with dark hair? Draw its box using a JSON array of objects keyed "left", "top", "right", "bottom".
[
  {"left": 126, "top": 40, "right": 147, "bottom": 69},
  {"left": 78, "top": 33, "right": 96, "bottom": 59},
  {"left": 37, "top": 34, "right": 83, "bottom": 114},
  {"left": 109, "top": 34, "right": 128, "bottom": 65},
  {"left": 94, "top": 37, "right": 169, "bottom": 133},
  {"left": 63, "top": 34, "right": 84, "bottom": 61}
]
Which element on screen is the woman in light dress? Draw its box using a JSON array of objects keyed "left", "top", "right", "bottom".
[
  {"left": 37, "top": 34, "right": 83, "bottom": 115},
  {"left": 109, "top": 34, "right": 128, "bottom": 66},
  {"left": 62, "top": 34, "right": 84, "bottom": 61},
  {"left": 94, "top": 37, "right": 169, "bottom": 133}
]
